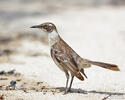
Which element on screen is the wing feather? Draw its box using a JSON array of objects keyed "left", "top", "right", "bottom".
[{"left": 52, "top": 45, "right": 84, "bottom": 80}]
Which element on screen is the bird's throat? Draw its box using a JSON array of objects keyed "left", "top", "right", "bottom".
[{"left": 48, "top": 30, "right": 60, "bottom": 46}]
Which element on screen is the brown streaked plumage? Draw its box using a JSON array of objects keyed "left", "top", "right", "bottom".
[{"left": 30, "top": 22, "right": 120, "bottom": 94}]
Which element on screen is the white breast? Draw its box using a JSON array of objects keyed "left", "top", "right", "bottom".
[{"left": 48, "top": 30, "right": 59, "bottom": 46}]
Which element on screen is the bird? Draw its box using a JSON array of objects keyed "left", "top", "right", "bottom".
[{"left": 30, "top": 22, "right": 120, "bottom": 94}]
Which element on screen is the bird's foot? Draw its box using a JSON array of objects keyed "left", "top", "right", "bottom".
[
  {"left": 68, "top": 87, "right": 74, "bottom": 92},
  {"left": 63, "top": 89, "right": 72, "bottom": 95},
  {"left": 63, "top": 89, "right": 69, "bottom": 95},
  {"left": 67, "top": 89, "right": 71, "bottom": 92},
  {"left": 63, "top": 91, "right": 68, "bottom": 95}
]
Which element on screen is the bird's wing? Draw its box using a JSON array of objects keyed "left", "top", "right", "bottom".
[{"left": 52, "top": 47, "right": 84, "bottom": 81}]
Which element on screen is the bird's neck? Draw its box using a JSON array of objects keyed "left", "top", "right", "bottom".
[{"left": 48, "top": 30, "right": 60, "bottom": 46}]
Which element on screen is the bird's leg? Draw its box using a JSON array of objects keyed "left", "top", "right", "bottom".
[
  {"left": 64, "top": 72, "right": 69, "bottom": 94},
  {"left": 68, "top": 75, "right": 74, "bottom": 92}
]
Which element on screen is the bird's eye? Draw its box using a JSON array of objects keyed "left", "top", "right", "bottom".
[
  {"left": 43, "top": 25, "right": 48, "bottom": 29},
  {"left": 42, "top": 24, "right": 53, "bottom": 32}
]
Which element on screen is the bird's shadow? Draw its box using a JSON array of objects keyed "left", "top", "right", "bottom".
[{"left": 56, "top": 87, "right": 125, "bottom": 96}]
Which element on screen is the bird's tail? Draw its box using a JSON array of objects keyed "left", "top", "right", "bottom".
[{"left": 88, "top": 60, "right": 120, "bottom": 71}]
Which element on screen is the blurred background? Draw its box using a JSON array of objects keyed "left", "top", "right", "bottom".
[
  {"left": 0, "top": 0, "right": 125, "bottom": 33},
  {"left": 0, "top": 0, "right": 125, "bottom": 99}
]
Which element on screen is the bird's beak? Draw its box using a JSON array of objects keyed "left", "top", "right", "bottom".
[{"left": 30, "top": 25, "right": 41, "bottom": 28}]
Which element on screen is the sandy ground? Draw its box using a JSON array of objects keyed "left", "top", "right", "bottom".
[{"left": 0, "top": 7, "right": 125, "bottom": 100}]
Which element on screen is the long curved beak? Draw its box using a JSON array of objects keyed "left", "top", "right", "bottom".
[{"left": 30, "top": 25, "right": 41, "bottom": 28}]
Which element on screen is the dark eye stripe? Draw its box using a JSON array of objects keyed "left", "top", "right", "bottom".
[
  {"left": 44, "top": 25, "right": 48, "bottom": 28},
  {"left": 43, "top": 24, "right": 54, "bottom": 32}
]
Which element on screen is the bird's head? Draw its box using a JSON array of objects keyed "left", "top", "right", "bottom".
[{"left": 30, "top": 22, "right": 57, "bottom": 33}]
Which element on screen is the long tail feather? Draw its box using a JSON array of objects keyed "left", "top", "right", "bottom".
[{"left": 88, "top": 60, "right": 120, "bottom": 71}]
